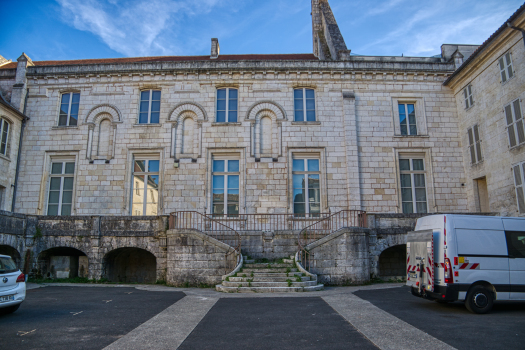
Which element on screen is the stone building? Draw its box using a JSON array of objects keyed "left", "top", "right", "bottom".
[{"left": 0, "top": 0, "right": 523, "bottom": 288}]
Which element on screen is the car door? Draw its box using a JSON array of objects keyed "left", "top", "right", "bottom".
[{"left": 505, "top": 230, "right": 525, "bottom": 300}]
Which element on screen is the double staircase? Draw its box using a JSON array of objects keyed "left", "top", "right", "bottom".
[{"left": 215, "top": 255, "right": 324, "bottom": 293}]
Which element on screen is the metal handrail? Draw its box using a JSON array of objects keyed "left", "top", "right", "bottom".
[
  {"left": 169, "top": 211, "right": 242, "bottom": 272},
  {"left": 297, "top": 210, "right": 367, "bottom": 272}
]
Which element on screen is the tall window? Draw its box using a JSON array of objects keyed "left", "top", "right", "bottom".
[
  {"left": 398, "top": 103, "right": 417, "bottom": 135},
  {"left": 139, "top": 90, "right": 161, "bottom": 124},
  {"left": 0, "top": 118, "right": 9, "bottom": 156},
  {"left": 293, "top": 158, "right": 320, "bottom": 217},
  {"left": 216, "top": 88, "right": 238, "bottom": 122},
  {"left": 499, "top": 52, "right": 514, "bottom": 83},
  {"left": 47, "top": 161, "right": 75, "bottom": 216},
  {"left": 505, "top": 99, "right": 525, "bottom": 148},
  {"left": 294, "top": 88, "right": 316, "bottom": 122},
  {"left": 212, "top": 159, "right": 239, "bottom": 217},
  {"left": 468, "top": 125, "right": 482, "bottom": 164},
  {"left": 513, "top": 161, "right": 525, "bottom": 214},
  {"left": 132, "top": 158, "right": 159, "bottom": 215},
  {"left": 59, "top": 92, "right": 80, "bottom": 126},
  {"left": 399, "top": 158, "right": 427, "bottom": 214},
  {"left": 464, "top": 85, "right": 474, "bottom": 109}
]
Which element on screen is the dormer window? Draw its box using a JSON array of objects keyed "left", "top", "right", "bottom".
[
  {"left": 139, "top": 90, "right": 161, "bottom": 124},
  {"left": 59, "top": 92, "right": 80, "bottom": 126}
]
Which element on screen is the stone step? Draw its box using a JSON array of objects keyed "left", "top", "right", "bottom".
[
  {"left": 249, "top": 272, "right": 303, "bottom": 277},
  {"left": 242, "top": 263, "right": 292, "bottom": 268},
  {"left": 241, "top": 268, "right": 298, "bottom": 273},
  {"left": 215, "top": 284, "right": 324, "bottom": 293},
  {"left": 283, "top": 259, "right": 294, "bottom": 264},
  {"left": 228, "top": 276, "right": 311, "bottom": 282},
  {"left": 222, "top": 280, "right": 318, "bottom": 288}
]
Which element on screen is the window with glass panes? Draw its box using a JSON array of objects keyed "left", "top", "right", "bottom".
[
  {"left": 294, "top": 88, "right": 316, "bottom": 122},
  {"left": 47, "top": 161, "right": 75, "bottom": 215},
  {"left": 499, "top": 52, "right": 514, "bottom": 83},
  {"left": 398, "top": 103, "right": 417, "bottom": 135},
  {"left": 132, "top": 159, "right": 159, "bottom": 216},
  {"left": 0, "top": 118, "right": 9, "bottom": 156},
  {"left": 212, "top": 159, "right": 239, "bottom": 216},
  {"left": 293, "top": 158, "right": 320, "bottom": 217},
  {"left": 468, "top": 125, "right": 482, "bottom": 164},
  {"left": 216, "top": 88, "right": 238, "bottom": 122},
  {"left": 513, "top": 161, "right": 525, "bottom": 214},
  {"left": 139, "top": 90, "right": 161, "bottom": 124},
  {"left": 464, "top": 85, "right": 474, "bottom": 109},
  {"left": 59, "top": 93, "right": 80, "bottom": 126},
  {"left": 505, "top": 99, "right": 525, "bottom": 148},
  {"left": 399, "top": 158, "right": 427, "bottom": 214}
]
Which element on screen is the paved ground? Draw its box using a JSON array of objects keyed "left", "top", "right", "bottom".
[{"left": 354, "top": 286, "right": 525, "bottom": 350}]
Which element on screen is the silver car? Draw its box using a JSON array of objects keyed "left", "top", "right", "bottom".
[{"left": 0, "top": 254, "right": 26, "bottom": 314}]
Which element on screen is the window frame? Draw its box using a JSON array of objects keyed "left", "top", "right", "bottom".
[
  {"left": 398, "top": 103, "right": 418, "bottom": 136},
  {"left": 464, "top": 84, "right": 474, "bottom": 109},
  {"left": 399, "top": 157, "right": 428, "bottom": 214},
  {"left": 499, "top": 51, "right": 514, "bottom": 84},
  {"left": 505, "top": 99, "right": 525, "bottom": 149},
  {"left": 131, "top": 157, "right": 160, "bottom": 216},
  {"left": 0, "top": 117, "right": 9, "bottom": 157},
  {"left": 138, "top": 89, "right": 162, "bottom": 124},
  {"left": 467, "top": 124, "right": 483, "bottom": 164},
  {"left": 46, "top": 160, "right": 75, "bottom": 216},
  {"left": 293, "top": 88, "right": 316, "bottom": 122},
  {"left": 216, "top": 88, "right": 238, "bottom": 123},
  {"left": 58, "top": 92, "right": 80, "bottom": 127},
  {"left": 211, "top": 158, "right": 240, "bottom": 217},
  {"left": 513, "top": 161, "right": 525, "bottom": 214},
  {"left": 292, "top": 155, "right": 321, "bottom": 217}
]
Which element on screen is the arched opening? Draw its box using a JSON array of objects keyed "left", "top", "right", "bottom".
[
  {"left": 260, "top": 116, "right": 272, "bottom": 155},
  {"left": 104, "top": 248, "right": 156, "bottom": 283},
  {"left": 378, "top": 244, "right": 406, "bottom": 280},
  {"left": 182, "top": 117, "right": 194, "bottom": 154},
  {"left": 0, "top": 245, "right": 22, "bottom": 269},
  {"left": 97, "top": 119, "right": 111, "bottom": 158},
  {"left": 37, "top": 247, "right": 88, "bottom": 279}
]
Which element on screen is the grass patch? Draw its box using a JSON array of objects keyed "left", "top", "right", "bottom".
[{"left": 286, "top": 279, "right": 292, "bottom": 287}]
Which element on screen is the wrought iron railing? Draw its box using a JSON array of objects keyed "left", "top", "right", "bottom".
[{"left": 297, "top": 210, "right": 367, "bottom": 272}]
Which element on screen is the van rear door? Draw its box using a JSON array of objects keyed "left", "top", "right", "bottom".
[{"left": 407, "top": 230, "right": 434, "bottom": 293}]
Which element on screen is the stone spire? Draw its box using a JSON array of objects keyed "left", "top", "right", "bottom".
[{"left": 311, "top": 0, "right": 350, "bottom": 60}]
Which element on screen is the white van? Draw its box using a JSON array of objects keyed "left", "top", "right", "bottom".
[{"left": 406, "top": 214, "right": 525, "bottom": 314}]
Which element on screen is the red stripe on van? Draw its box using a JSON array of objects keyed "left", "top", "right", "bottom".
[{"left": 470, "top": 263, "right": 479, "bottom": 270}]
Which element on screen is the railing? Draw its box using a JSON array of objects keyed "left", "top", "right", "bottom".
[
  {"left": 169, "top": 211, "right": 242, "bottom": 272},
  {"left": 297, "top": 210, "right": 367, "bottom": 272}
]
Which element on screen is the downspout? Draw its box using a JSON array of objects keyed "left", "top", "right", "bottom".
[
  {"left": 507, "top": 22, "right": 525, "bottom": 48},
  {"left": 11, "top": 88, "right": 29, "bottom": 212}
]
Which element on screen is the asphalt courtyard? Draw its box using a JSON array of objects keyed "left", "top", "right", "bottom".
[{"left": 0, "top": 283, "right": 523, "bottom": 349}]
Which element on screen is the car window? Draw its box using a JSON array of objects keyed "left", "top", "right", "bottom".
[
  {"left": 505, "top": 231, "right": 525, "bottom": 258},
  {"left": 0, "top": 257, "right": 18, "bottom": 273}
]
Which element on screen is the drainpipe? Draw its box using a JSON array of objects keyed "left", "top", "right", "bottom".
[
  {"left": 507, "top": 22, "right": 525, "bottom": 48},
  {"left": 11, "top": 88, "right": 29, "bottom": 212}
]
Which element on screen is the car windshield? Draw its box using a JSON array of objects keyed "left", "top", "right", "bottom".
[{"left": 0, "top": 257, "right": 18, "bottom": 274}]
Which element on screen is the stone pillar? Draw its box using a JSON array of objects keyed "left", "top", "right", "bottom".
[
  {"left": 10, "top": 53, "right": 33, "bottom": 112},
  {"left": 342, "top": 91, "right": 362, "bottom": 210}
]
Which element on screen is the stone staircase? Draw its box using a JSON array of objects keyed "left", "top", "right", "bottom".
[{"left": 216, "top": 255, "right": 324, "bottom": 293}]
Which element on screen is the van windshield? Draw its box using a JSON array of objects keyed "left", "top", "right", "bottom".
[{"left": 0, "top": 257, "right": 18, "bottom": 273}]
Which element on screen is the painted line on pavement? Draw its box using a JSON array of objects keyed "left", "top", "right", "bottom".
[
  {"left": 104, "top": 295, "right": 219, "bottom": 350},
  {"left": 323, "top": 293, "right": 457, "bottom": 350}
]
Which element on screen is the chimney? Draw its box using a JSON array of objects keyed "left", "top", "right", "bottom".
[
  {"left": 211, "top": 38, "right": 220, "bottom": 59},
  {"left": 11, "top": 52, "right": 34, "bottom": 112}
]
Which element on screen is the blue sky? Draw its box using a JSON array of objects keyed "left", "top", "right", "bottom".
[{"left": 0, "top": 0, "right": 523, "bottom": 62}]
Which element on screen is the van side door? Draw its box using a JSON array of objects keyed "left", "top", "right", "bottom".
[{"left": 505, "top": 231, "right": 525, "bottom": 300}]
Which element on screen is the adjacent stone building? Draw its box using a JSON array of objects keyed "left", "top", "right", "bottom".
[{"left": 0, "top": 1, "right": 523, "bottom": 286}]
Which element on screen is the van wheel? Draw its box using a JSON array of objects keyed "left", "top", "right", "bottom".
[{"left": 465, "top": 286, "right": 493, "bottom": 314}]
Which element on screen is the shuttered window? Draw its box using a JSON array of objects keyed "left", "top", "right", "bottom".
[
  {"left": 499, "top": 52, "right": 514, "bottom": 83},
  {"left": 467, "top": 124, "right": 482, "bottom": 164},
  {"left": 513, "top": 161, "right": 525, "bottom": 214},
  {"left": 463, "top": 85, "right": 473, "bottom": 109},
  {"left": 505, "top": 99, "right": 525, "bottom": 148}
]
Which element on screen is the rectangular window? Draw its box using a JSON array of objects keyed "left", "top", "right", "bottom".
[
  {"left": 398, "top": 103, "right": 417, "bottom": 135},
  {"left": 467, "top": 125, "right": 482, "bottom": 164},
  {"left": 499, "top": 52, "right": 514, "bottom": 83},
  {"left": 58, "top": 92, "right": 80, "bottom": 126},
  {"left": 216, "top": 88, "right": 238, "bottom": 122},
  {"left": 399, "top": 158, "right": 427, "bottom": 214},
  {"left": 294, "top": 88, "right": 316, "bottom": 122},
  {"left": 139, "top": 90, "right": 161, "bottom": 124},
  {"left": 513, "top": 161, "right": 525, "bottom": 214},
  {"left": 464, "top": 85, "right": 474, "bottom": 109},
  {"left": 0, "top": 118, "right": 9, "bottom": 156},
  {"left": 212, "top": 159, "right": 239, "bottom": 216},
  {"left": 132, "top": 158, "right": 159, "bottom": 215},
  {"left": 505, "top": 99, "right": 525, "bottom": 148},
  {"left": 47, "top": 161, "right": 75, "bottom": 216},
  {"left": 292, "top": 158, "right": 320, "bottom": 217}
]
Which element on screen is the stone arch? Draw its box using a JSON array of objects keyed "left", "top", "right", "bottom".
[
  {"left": 245, "top": 100, "right": 287, "bottom": 121},
  {"left": 84, "top": 104, "right": 121, "bottom": 124},
  {"left": 168, "top": 102, "right": 207, "bottom": 122},
  {"left": 36, "top": 246, "right": 89, "bottom": 279},
  {"left": 250, "top": 105, "right": 282, "bottom": 159},
  {"left": 169, "top": 104, "right": 205, "bottom": 159},
  {"left": 0, "top": 245, "right": 22, "bottom": 269},
  {"left": 85, "top": 105, "right": 120, "bottom": 161},
  {"left": 378, "top": 244, "right": 407, "bottom": 280},
  {"left": 102, "top": 247, "right": 157, "bottom": 283}
]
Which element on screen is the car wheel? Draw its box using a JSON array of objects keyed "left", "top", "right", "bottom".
[
  {"left": 465, "top": 285, "right": 493, "bottom": 314},
  {"left": 0, "top": 304, "right": 21, "bottom": 315},
  {"left": 410, "top": 287, "right": 420, "bottom": 297}
]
